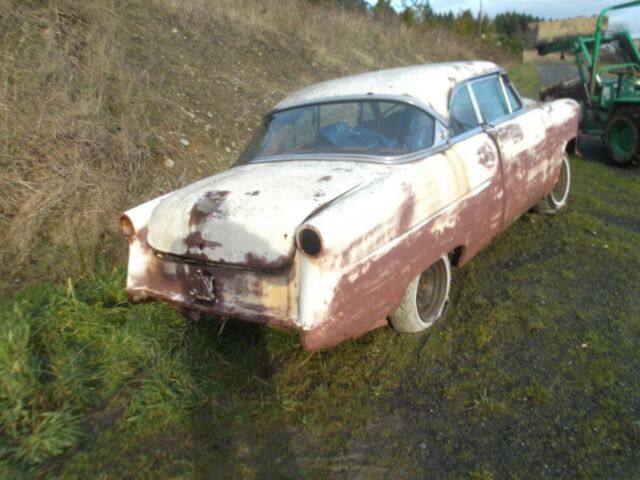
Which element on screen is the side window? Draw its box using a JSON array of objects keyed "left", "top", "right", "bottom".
[
  {"left": 450, "top": 85, "right": 480, "bottom": 137},
  {"left": 471, "top": 76, "right": 510, "bottom": 123},
  {"left": 501, "top": 74, "right": 522, "bottom": 112}
]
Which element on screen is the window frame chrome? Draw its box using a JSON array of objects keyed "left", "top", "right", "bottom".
[
  {"left": 448, "top": 70, "right": 526, "bottom": 145},
  {"left": 498, "top": 75, "right": 513, "bottom": 114}
]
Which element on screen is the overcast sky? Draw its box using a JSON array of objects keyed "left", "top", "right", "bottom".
[{"left": 382, "top": 1, "right": 640, "bottom": 31}]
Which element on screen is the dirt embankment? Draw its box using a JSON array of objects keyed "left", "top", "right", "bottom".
[{"left": 0, "top": 0, "right": 511, "bottom": 292}]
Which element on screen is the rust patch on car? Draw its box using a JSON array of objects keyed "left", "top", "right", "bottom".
[
  {"left": 243, "top": 252, "right": 291, "bottom": 270},
  {"left": 397, "top": 183, "right": 416, "bottom": 234},
  {"left": 189, "top": 190, "right": 230, "bottom": 227},
  {"left": 184, "top": 231, "right": 222, "bottom": 250},
  {"left": 496, "top": 123, "right": 525, "bottom": 144},
  {"left": 477, "top": 143, "right": 497, "bottom": 168}
]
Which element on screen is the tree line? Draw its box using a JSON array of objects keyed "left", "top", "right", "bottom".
[{"left": 308, "top": 0, "right": 542, "bottom": 53}]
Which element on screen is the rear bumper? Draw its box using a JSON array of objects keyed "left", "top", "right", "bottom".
[
  {"left": 125, "top": 227, "right": 298, "bottom": 330},
  {"left": 124, "top": 226, "right": 392, "bottom": 350}
]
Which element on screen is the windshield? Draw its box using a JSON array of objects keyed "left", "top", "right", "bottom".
[{"left": 238, "top": 100, "right": 436, "bottom": 162}]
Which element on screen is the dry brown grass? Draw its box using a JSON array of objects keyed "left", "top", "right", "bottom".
[
  {"left": 160, "top": 0, "right": 507, "bottom": 69},
  {"left": 0, "top": 0, "right": 512, "bottom": 292},
  {"left": 0, "top": 0, "right": 166, "bottom": 290}
]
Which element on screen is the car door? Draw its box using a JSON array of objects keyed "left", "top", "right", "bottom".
[
  {"left": 445, "top": 83, "right": 504, "bottom": 260},
  {"left": 470, "top": 74, "right": 549, "bottom": 227}
]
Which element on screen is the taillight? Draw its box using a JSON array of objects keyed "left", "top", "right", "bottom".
[
  {"left": 296, "top": 225, "right": 323, "bottom": 257},
  {"left": 119, "top": 214, "right": 135, "bottom": 238}
]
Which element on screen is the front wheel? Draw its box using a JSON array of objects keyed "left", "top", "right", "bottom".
[
  {"left": 389, "top": 256, "right": 451, "bottom": 333},
  {"left": 536, "top": 153, "right": 571, "bottom": 214}
]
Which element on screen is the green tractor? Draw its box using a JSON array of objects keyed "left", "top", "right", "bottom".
[{"left": 537, "top": 1, "right": 640, "bottom": 167}]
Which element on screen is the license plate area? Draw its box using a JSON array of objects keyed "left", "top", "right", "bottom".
[{"left": 189, "top": 268, "right": 217, "bottom": 303}]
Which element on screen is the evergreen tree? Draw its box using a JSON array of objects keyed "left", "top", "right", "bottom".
[
  {"left": 453, "top": 9, "right": 475, "bottom": 36},
  {"left": 372, "top": 0, "right": 396, "bottom": 20}
]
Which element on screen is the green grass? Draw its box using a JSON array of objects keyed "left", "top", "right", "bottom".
[
  {"left": 508, "top": 63, "right": 541, "bottom": 98},
  {"left": 1, "top": 153, "right": 639, "bottom": 478}
]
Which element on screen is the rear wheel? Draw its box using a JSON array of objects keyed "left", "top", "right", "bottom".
[
  {"left": 389, "top": 256, "right": 451, "bottom": 333},
  {"left": 605, "top": 107, "right": 640, "bottom": 167}
]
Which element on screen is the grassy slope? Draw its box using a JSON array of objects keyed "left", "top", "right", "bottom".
[{"left": 2, "top": 148, "right": 640, "bottom": 478}]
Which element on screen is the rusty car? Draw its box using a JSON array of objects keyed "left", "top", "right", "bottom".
[{"left": 120, "top": 61, "right": 580, "bottom": 350}]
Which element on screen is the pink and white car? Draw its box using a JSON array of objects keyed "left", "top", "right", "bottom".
[{"left": 120, "top": 61, "right": 579, "bottom": 350}]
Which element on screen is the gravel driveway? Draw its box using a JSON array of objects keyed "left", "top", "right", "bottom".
[{"left": 535, "top": 63, "right": 579, "bottom": 88}]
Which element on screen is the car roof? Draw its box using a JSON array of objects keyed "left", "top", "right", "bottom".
[{"left": 274, "top": 61, "right": 502, "bottom": 121}]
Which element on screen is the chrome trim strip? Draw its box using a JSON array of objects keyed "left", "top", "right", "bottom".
[
  {"left": 243, "top": 141, "right": 451, "bottom": 166},
  {"left": 498, "top": 75, "right": 513, "bottom": 114},
  {"left": 466, "top": 82, "right": 484, "bottom": 124},
  {"left": 501, "top": 73, "right": 525, "bottom": 112},
  {"left": 266, "top": 94, "right": 448, "bottom": 126}
]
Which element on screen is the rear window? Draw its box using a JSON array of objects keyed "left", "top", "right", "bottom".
[{"left": 239, "top": 100, "right": 436, "bottom": 162}]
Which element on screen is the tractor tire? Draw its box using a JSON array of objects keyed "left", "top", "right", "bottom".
[{"left": 604, "top": 106, "right": 640, "bottom": 167}]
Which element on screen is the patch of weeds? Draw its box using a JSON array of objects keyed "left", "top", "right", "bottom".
[
  {"left": 459, "top": 466, "right": 496, "bottom": 480},
  {"left": 510, "top": 382, "right": 551, "bottom": 405},
  {"left": 586, "top": 358, "right": 617, "bottom": 389},
  {"left": 469, "top": 389, "right": 508, "bottom": 415},
  {"left": 526, "top": 319, "right": 546, "bottom": 333},
  {"left": 473, "top": 323, "right": 493, "bottom": 349},
  {"left": 561, "top": 269, "right": 575, "bottom": 280},
  {"left": 0, "top": 268, "right": 183, "bottom": 471},
  {"left": 10, "top": 410, "right": 83, "bottom": 466}
]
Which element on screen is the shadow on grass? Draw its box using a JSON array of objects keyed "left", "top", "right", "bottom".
[{"left": 182, "top": 319, "right": 303, "bottom": 479}]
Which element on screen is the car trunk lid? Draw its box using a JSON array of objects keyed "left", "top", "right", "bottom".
[{"left": 146, "top": 160, "right": 382, "bottom": 268}]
